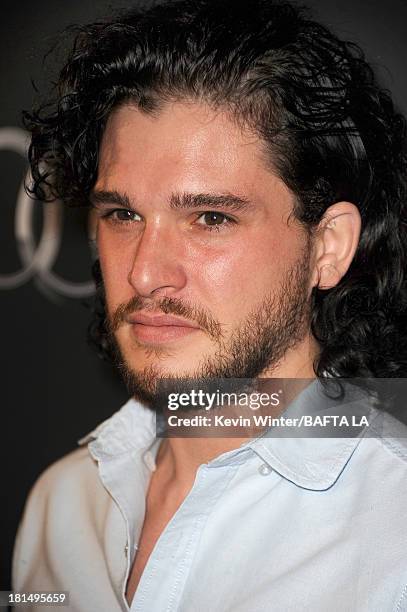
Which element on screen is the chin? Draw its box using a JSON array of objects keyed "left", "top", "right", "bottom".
[
  {"left": 118, "top": 344, "right": 199, "bottom": 377},
  {"left": 118, "top": 331, "right": 214, "bottom": 373},
  {"left": 131, "top": 357, "right": 201, "bottom": 379},
  {"left": 117, "top": 359, "right": 204, "bottom": 412}
]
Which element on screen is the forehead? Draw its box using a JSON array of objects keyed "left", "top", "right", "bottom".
[{"left": 96, "top": 100, "right": 294, "bottom": 215}]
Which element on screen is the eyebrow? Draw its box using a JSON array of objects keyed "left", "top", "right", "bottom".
[
  {"left": 89, "top": 189, "right": 253, "bottom": 213},
  {"left": 89, "top": 189, "right": 132, "bottom": 209},
  {"left": 169, "top": 192, "right": 253, "bottom": 212}
]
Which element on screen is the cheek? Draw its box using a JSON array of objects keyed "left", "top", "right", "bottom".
[
  {"left": 188, "top": 236, "right": 288, "bottom": 312},
  {"left": 97, "top": 231, "right": 134, "bottom": 308}
]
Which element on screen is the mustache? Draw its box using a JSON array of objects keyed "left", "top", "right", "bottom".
[{"left": 107, "top": 295, "right": 224, "bottom": 341}]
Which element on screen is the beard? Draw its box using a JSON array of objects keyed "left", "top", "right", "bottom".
[{"left": 99, "top": 246, "right": 313, "bottom": 411}]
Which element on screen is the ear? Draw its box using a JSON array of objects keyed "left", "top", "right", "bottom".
[{"left": 311, "top": 202, "right": 361, "bottom": 290}]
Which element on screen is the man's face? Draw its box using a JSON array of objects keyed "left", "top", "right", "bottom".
[{"left": 93, "top": 101, "right": 315, "bottom": 399}]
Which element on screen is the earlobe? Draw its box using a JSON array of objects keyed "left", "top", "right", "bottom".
[
  {"left": 313, "top": 202, "right": 361, "bottom": 291},
  {"left": 317, "top": 263, "right": 341, "bottom": 290}
]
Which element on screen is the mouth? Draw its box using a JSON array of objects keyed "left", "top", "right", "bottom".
[{"left": 126, "top": 312, "right": 201, "bottom": 344}]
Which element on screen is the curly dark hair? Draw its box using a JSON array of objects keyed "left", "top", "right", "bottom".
[{"left": 23, "top": 0, "right": 407, "bottom": 378}]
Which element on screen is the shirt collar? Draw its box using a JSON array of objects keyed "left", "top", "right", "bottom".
[
  {"left": 78, "top": 380, "right": 374, "bottom": 491},
  {"left": 78, "top": 399, "right": 158, "bottom": 467},
  {"left": 250, "top": 379, "right": 378, "bottom": 490}
]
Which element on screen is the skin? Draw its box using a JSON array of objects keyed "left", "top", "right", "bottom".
[
  {"left": 92, "top": 100, "right": 361, "bottom": 602},
  {"left": 94, "top": 101, "right": 317, "bottom": 377}
]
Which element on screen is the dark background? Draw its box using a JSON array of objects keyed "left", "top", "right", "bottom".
[{"left": 2, "top": 0, "right": 407, "bottom": 592}]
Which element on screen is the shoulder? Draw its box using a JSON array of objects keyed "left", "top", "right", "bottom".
[
  {"left": 16, "top": 445, "right": 106, "bottom": 531},
  {"left": 31, "top": 445, "right": 94, "bottom": 495},
  {"left": 347, "top": 410, "right": 407, "bottom": 510},
  {"left": 12, "top": 444, "right": 113, "bottom": 592},
  {"left": 38, "top": 444, "right": 94, "bottom": 479},
  {"left": 23, "top": 397, "right": 150, "bottom": 508},
  {"left": 364, "top": 409, "right": 407, "bottom": 466}
]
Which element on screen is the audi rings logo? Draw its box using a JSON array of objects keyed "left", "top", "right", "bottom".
[{"left": 1, "top": 126, "right": 95, "bottom": 299}]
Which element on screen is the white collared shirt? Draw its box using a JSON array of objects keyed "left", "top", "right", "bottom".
[{"left": 12, "top": 383, "right": 407, "bottom": 611}]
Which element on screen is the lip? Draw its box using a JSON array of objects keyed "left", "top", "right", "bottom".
[
  {"left": 127, "top": 312, "right": 201, "bottom": 344},
  {"left": 128, "top": 313, "right": 200, "bottom": 328}
]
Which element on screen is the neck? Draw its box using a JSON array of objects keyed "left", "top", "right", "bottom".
[{"left": 154, "top": 333, "right": 319, "bottom": 496}]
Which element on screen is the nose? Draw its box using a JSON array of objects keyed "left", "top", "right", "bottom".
[{"left": 127, "top": 221, "right": 187, "bottom": 298}]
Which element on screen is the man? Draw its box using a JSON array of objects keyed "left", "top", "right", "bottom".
[{"left": 13, "top": 0, "right": 407, "bottom": 610}]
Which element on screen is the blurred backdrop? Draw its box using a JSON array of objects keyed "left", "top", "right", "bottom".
[{"left": 2, "top": 0, "right": 407, "bottom": 591}]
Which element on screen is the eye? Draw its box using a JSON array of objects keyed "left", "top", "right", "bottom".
[
  {"left": 102, "top": 208, "right": 141, "bottom": 223},
  {"left": 196, "top": 211, "right": 231, "bottom": 228}
]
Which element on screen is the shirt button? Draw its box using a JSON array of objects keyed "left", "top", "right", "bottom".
[
  {"left": 124, "top": 544, "right": 129, "bottom": 557},
  {"left": 258, "top": 463, "right": 272, "bottom": 476}
]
